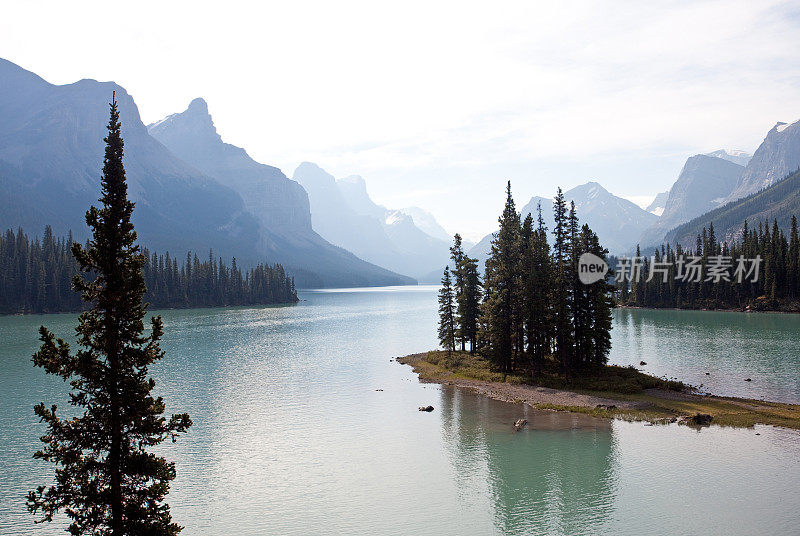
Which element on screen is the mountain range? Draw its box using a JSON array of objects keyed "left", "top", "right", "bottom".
[
  {"left": 646, "top": 191, "right": 669, "bottom": 216},
  {"left": 0, "top": 58, "right": 412, "bottom": 288},
  {"left": 665, "top": 167, "right": 800, "bottom": 247},
  {"left": 724, "top": 121, "right": 800, "bottom": 203},
  {"left": 639, "top": 119, "right": 800, "bottom": 252},
  {"left": 292, "top": 163, "right": 451, "bottom": 281},
  {"left": 5, "top": 55, "right": 800, "bottom": 283},
  {"left": 637, "top": 154, "right": 745, "bottom": 248},
  {"left": 468, "top": 182, "right": 657, "bottom": 266}
]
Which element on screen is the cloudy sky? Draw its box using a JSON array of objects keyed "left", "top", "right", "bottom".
[{"left": 3, "top": 0, "right": 800, "bottom": 240}]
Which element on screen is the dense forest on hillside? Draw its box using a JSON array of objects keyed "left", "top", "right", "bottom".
[
  {"left": 624, "top": 217, "right": 800, "bottom": 311},
  {"left": 439, "top": 183, "right": 614, "bottom": 377},
  {"left": 0, "top": 226, "right": 298, "bottom": 314},
  {"left": 665, "top": 168, "right": 800, "bottom": 246}
]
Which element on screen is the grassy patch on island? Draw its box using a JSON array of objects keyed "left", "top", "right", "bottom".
[
  {"left": 397, "top": 351, "right": 800, "bottom": 430},
  {"left": 402, "top": 350, "right": 683, "bottom": 394}
]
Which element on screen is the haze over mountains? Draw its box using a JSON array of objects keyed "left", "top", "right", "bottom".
[
  {"left": 468, "top": 182, "right": 657, "bottom": 265},
  {"left": 724, "top": 121, "right": 800, "bottom": 203},
  {"left": 646, "top": 192, "right": 669, "bottom": 216},
  {"left": 467, "top": 115, "right": 800, "bottom": 263},
  {"left": 0, "top": 58, "right": 260, "bottom": 263},
  {"left": 293, "top": 163, "right": 451, "bottom": 281},
  {"left": 665, "top": 167, "right": 800, "bottom": 247},
  {"left": 637, "top": 119, "right": 800, "bottom": 253},
  {"left": 4, "top": 55, "right": 800, "bottom": 283},
  {"left": 147, "top": 98, "right": 416, "bottom": 287},
  {"left": 0, "top": 58, "right": 411, "bottom": 288},
  {"left": 637, "top": 154, "right": 745, "bottom": 248}
]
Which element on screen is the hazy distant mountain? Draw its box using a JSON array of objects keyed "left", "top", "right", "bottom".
[
  {"left": 664, "top": 168, "right": 800, "bottom": 247},
  {"left": 398, "top": 206, "right": 453, "bottom": 243},
  {"left": 638, "top": 154, "right": 744, "bottom": 247},
  {"left": 725, "top": 120, "right": 800, "bottom": 203},
  {"left": 706, "top": 149, "right": 752, "bottom": 167},
  {"left": 384, "top": 210, "right": 451, "bottom": 273},
  {"left": 468, "top": 182, "right": 655, "bottom": 265},
  {"left": 646, "top": 191, "right": 669, "bottom": 216},
  {"left": 336, "top": 175, "right": 387, "bottom": 220},
  {"left": 148, "top": 98, "right": 310, "bottom": 234},
  {"left": 148, "top": 100, "right": 412, "bottom": 287},
  {"left": 0, "top": 58, "right": 260, "bottom": 263},
  {"left": 334, "top": 176, "right": 453, "bottom": 245},
  {"left": 0, "top": 57, "right": 411, "bottom": 288},
  {"left": 293, "top": 163, "right": 451, "bottom": 280}
]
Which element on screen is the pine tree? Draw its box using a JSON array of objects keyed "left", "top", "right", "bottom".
[
  {"left": 449, "top": 234, "right": 467, "bottom": 351},
  {"left": 27, "top": 96, "right": 192, "bottom": 535},
  {"left": 460, "top": 254, "right": 482, "bottom": 353},
  {"left": 583, "top": 225, "right": 613, "bottom": 366},
  {"left": 531, "top": 204, "right": 553, "bottom": 373},
  {"left": 438, "top": 266, "right": 456, "bottom": 353},
  {"left": 790, "top": 216, "right": 799, "bottom": 298},
  {"left": 481, "top": 181, "right": 522, "bottom": 373},
  {"left": 551, "top": 188, "right": 573, "bottom": 375}
]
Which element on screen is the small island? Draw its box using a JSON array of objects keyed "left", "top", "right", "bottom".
[
  {"left": 398, "top": 351, "right": 800, "bottom": 430},
  {"left": 425, "top": 184, "right": 800, "bottom": 431}
]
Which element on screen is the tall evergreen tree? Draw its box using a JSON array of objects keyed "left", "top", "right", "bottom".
[
  {"left": 27, "top": 96, "right": 192, "bottom": 535},
  {"left": 481, "top": 181, "right": 522, "bottom": 373},
  {"left": 526, "top": 204, "right": 552, "bottom": 374},
  {"left": 438, "top": 266, "right": 456, "bottom": 353},
  {"left": 581, "top": 225, "right": 614, "bottom": 367},
  {"left": 449, "top": 234, "right": 467, "bottom": 351},
  {"left": 551, "top": 188, "right": 573, "bottom": 375},
  {"left": 448, "top": 233, "right": 482, "bottom": 353},
  {"left": 460, "top": 254, "right": 482, "bottom": 353},
  {"left": 789, "top": 216, "right": 799, "bottom": 299}
]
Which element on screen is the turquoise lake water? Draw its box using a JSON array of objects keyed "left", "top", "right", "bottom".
[{"left": 1, "top": 286, "right": 799, "bottom": 535}]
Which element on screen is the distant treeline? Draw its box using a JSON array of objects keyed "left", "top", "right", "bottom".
[
  {"left": 622, "top": 217, "right": 800, "bottom": 311},
  {"left": 0, "top": 226, "right": 298, "bottom": 314}
]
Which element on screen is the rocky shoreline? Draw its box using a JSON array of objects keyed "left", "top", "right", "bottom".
[{"left": 396, "top": 352, "right": 800, "bottom": 430}]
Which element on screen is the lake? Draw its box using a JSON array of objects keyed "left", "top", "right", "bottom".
[{"left": 1, "top": 286, "right": 799, "bottom": 535}]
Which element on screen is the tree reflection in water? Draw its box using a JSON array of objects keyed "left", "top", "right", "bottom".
[{"left": 438, "top": 385, "right": 618, "bottom": 535}]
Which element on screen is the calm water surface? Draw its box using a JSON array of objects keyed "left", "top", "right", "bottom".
[{"left": 1, "top": 286, "right": 799, "bottom": 535}]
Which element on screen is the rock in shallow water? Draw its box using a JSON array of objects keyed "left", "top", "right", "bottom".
[{"left": 688, "top": 413, "right": 713, "bottom": 425}]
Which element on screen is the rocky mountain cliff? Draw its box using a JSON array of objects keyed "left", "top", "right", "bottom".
[
  {"left": 646, "top": 191, "right": 669, "bottom": 216},
  {"left": 0, "top": 58, "right": 260, "bottom": 261},
  {"left": 706, "top": 149, "right": 752, "bottom": 167},
  {"left": 725, "top": 120, "right": 800, "bottom": 202},
  {"left": 148, "top": 98, "right": 311, "bottom": 234},
  {"left": 638, "top": 154, "right": 744, "bottom": 247},
  {"left": 0, "top": 58, "right": 412, "bottom": 288},
  {"left": 664, "top": 168, "right": 800, "bottom": 248}
]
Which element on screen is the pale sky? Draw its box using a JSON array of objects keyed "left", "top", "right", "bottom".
[{"left": 3, "top": 0, "right": 800, "bottom": 241}]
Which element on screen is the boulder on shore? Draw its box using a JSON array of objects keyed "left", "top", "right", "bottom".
[{"left": 688, "top": 413, "right": 713, "bottom": 425}]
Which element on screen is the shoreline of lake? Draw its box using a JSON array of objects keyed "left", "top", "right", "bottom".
[
  {"left": 615, "top": 303, "right": 800, "bottom": 314},
  {"left": 397, "top": 352, "right": 800, "bottom": 430}
]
